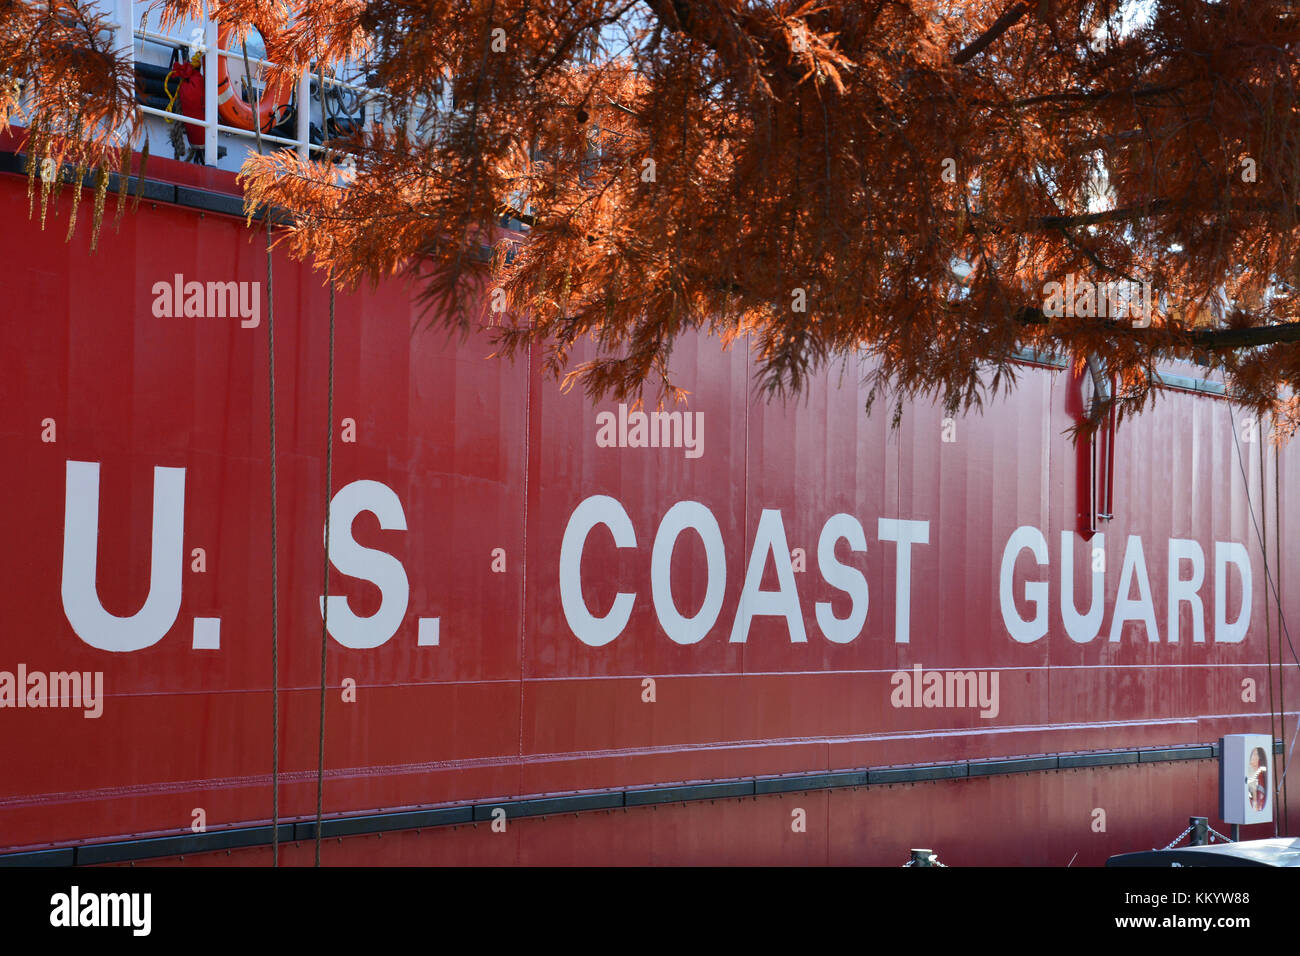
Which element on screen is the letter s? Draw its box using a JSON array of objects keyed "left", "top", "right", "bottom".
[
  {"left": 320, "top": 480, "right": 409, "bottom": 648},
  {"left": 815, "top": 514, "right": 868, "bottom": 644}
]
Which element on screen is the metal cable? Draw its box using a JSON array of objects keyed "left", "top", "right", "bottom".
[
  {"left": 1225, "top": 387, "right": 1300, "bottom": 665},
  {"left": 240, "top": 33, "right": 279, "bottom": 868},
  {"left": 1227, "top": 392, "right": 1300, "bottom": 671},
  {"left": 1277, "top": 432, "right": 1290, "bottom": 832},
  {"left": 313, "top": 61, "right": 337, "bottom": 868},
  {"left": 1225, "top": 387, "right": 1300, "bottom": 805},
  {"left": 314, "top": 278, "right": 334, "bottom": 867},
  {"left": 1261, "top": 428, "right": 1278, "bottom": 836}
]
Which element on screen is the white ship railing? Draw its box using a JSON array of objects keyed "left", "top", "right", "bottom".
[{"left": 108, "top": 0, "right": 377, "bottom": 170}]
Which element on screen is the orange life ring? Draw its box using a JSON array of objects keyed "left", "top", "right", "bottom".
[{"left": 215, "top": 24, "right": 294, "bottom": 133}]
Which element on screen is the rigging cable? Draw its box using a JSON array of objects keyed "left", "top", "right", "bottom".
[
  {"left": 1277, "top": 417, "right": 1290, "bottom": 831},
  {"left": 1225, "top": 378, "right": 1300, "bottom": 815},
  {"left": 313, "top": 58, "right": 338, "bottom": 868},
  {"left": 1259, "top": 419, "right": 1278, "bottom": 835},
  {"left": 241, "top": 34, "right": 280, "bottom": 867}
]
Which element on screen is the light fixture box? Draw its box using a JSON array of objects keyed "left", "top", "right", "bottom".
[{"left": 1219, "top": 734, "right": 1273, "bottom": 825}]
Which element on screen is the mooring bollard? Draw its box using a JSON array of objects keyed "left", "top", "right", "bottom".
[
  {"left": 909, "top": 848, "right": 938, "bottom": 867},
  {"left": 1189, "top": 816, "right": 1208, "bottom": 846}
]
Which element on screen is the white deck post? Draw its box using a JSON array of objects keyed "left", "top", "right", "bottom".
[
  {"left": 110, "top": 0, "right": 136, "bottom": 147},
  {"left": 203, "top": 12, "right": 218, "bottom": 166},
  {"left": 296, "top": 70, "right": 311, "bottom": 159}
]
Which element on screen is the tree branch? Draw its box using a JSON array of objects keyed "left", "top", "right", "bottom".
[
  {"left": 953, "top": 1, "right": 1033, "bottom": 65},
  {"left": 1036, "top": 199, "right": 1172, "bottom": 229},
  {"left": 1185, "top": 322, "right": 1300, "bottom": 350},
  {"left": 986, "top": 84, "right": 1184, "bottom": 109},
  {"left": 1025, "top": 198, "right": 1299, "bottom": 231},
  {"left": 1027, "top": 315, "right": 1300, "bottom": 350}
]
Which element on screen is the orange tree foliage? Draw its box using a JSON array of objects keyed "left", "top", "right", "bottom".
[
  {"left": 5, "top": 0, "right": 1300, "bottom": 429},
  {"left": 1, "top": 0, "right": 144, "bottom": 245}
]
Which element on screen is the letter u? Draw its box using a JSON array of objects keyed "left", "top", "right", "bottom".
[
  {"left": 1061, "top": 531, "right": 1104, "bottom": 642},
  {"left": 61, "top": 461, "right": 185, "bottom": 651}
]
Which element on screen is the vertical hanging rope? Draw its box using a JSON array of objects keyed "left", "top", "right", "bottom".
[
  {"left": 241, "top": 34, "right": 279, "bottom": 868},
  {"left": 1277, "top": 421, "right": 1290, "bottom": 832},
  {"left": 1261, "top": 425, "right": 1278, "bottom": 836},
  {"left": 313, "top": 280, "right": 332, "bottom": 863},
  {"left": 1227, "top": 386, "right": 1300, "bottom": 827},
  {"left": 313, "top": 60, "right": 338, "bottom": 868},
  {"left": 314, "top": 280, "right": 334, "bottom": 866}
]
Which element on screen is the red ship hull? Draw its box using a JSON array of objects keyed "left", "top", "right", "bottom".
[{"left": 1, "top": 148, "right": 1297, "bottom": 865}]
